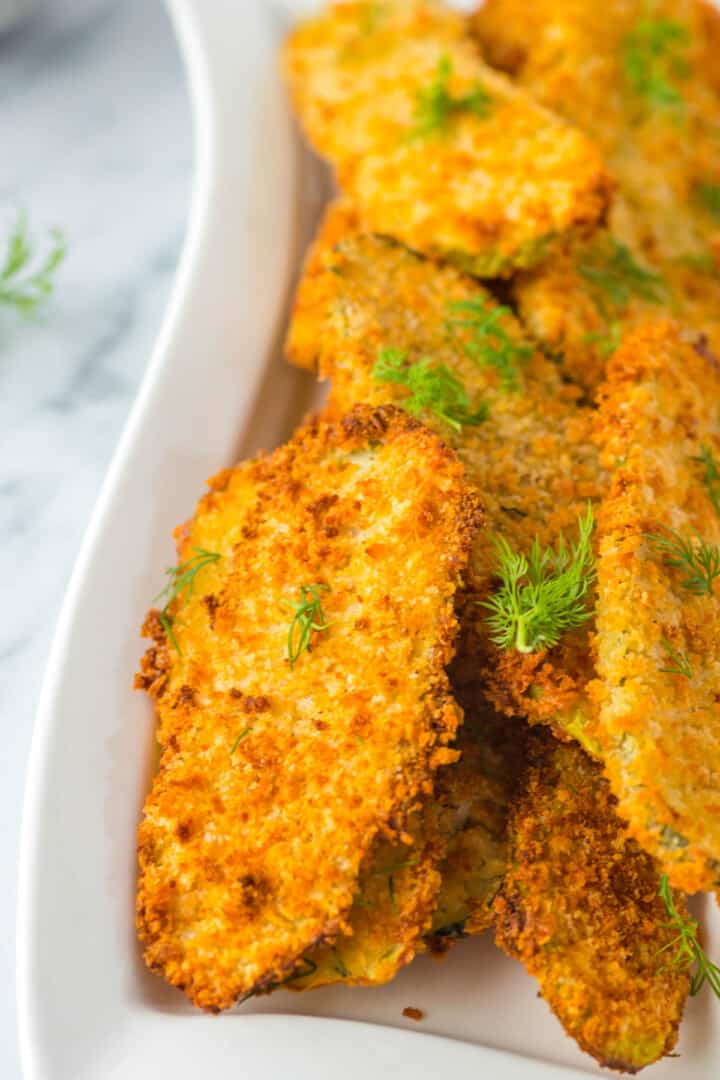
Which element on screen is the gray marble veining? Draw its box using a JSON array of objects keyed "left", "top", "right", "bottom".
[{"left": 0, "top": 3, "right": 191, "bottom": 1074}]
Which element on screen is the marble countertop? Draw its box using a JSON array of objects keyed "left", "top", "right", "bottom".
[{"left": 0, "top": 2, "right": 191, "bottom": 1074}]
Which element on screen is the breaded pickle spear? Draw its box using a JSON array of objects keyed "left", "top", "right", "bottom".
[
  {"left": 472, "top": 0, "right": 720, "bottom": 389},
  {"left": 494, "top": 734, "right": 690, "bottom": 1072},
  {"left": 287, "top": 700, "right": 527, "bottom": 990},
  {"left": 282, "top": 0, "right": 611, "bottom": 277},
  {"left": 287, "top": 804, "right": 443, "bottom": 991},
  {"left": 429, "top": 701, "right": 527, "bottom": 942},
  {"left": 135, "top": 404, "right": 480, "bottom": 1011},
  {"left": 287, "top": 200, "right": 606, "bottom": 737},
  {"left": 591, "top": 322, "right": 720, "bottom": 893}
]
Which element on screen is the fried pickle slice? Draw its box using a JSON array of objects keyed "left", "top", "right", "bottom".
[
  {"left": 285, "top": 697, "right": 526, "bottom": 989},
  {"left": 494, "top": 733, "right": 691, "bottom": 1072},
  {"left": 135, "top": 404, "right": 481, "bottom": 1011},
  {"left": 287, "top": 200, "right": 606, "bottom": 738},
  {"left": 429, "top": 699, "right": 527, "bottom": 944},
  {"left": 282, "top": 0, "right": 611, "bottom": 278},
  {"left": 287, "top": 803, "right": 443, "bottom": 991},
  {"left": 590, "top": 322, "right": 720, "bottom": 893},
  {"left": 472, "top": 0, "right": 720, "bottom": 390}
]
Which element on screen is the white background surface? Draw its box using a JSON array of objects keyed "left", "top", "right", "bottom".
[{"left": 1, "top": 3, "right": 190, "bottom": 1075}]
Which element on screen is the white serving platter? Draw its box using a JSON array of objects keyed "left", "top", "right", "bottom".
[{"left": 17, "top": 2, "right": 720, "bottom": 1077}]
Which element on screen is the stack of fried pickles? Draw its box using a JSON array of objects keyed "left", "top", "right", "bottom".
[{"left": 136, "top": 2, "right": 720, "bottom": 1070}]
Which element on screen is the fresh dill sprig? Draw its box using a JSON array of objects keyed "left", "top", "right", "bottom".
[
  {"left": 229, "top": 726, "right": 253, "bottom": 754},
  {"left": 0, "top": 212, "right": 66, "bottom": 314},
  {"left": 579, "top": 237, "right": 664, "bottom": 312},
  {"left": 332, "top": 948, "right": 351, "bottom": 978},
  {"left": 657, "top": 874, "right": 720, "bottom": 998},
  {"left": 371, "top": 857, "right": 419, "bottom": 876},
  {"left": 673, "top": 251, "right": 718, "bottom": 274},
  {"left": 659, "top": 637, "right": 693, "bottom": 679},
  {"left": 481, "top": 506, "right": 596, "bottom": 654},
  {"left": 621, "top": 17, "right": 689, "bottom": 110},
  {"left": 583, "top": 321, "right": 623, "bottom": 358},
  {"left": 155, "top": 547, "right": 222, "bottom": 654},
  {"left": 373, "top": 347, "right": 488, "bottom": 432},
  {"left": 408, "top": 54, "right": 491, "bottom": 140},
  {"left": 646, "top": 528, "right": 720, "bottom": 596},
  {"left": 446, "top": 298, "right": 532, "bottom": 391},
  {"left": 388, "top": 875, "right": 398, "bottom": 915},
  {"left": 578, "top": 237, "right": 665, "bottom": 355},
  {"left": 693, "top": 443, "right": 720, "bottom": 517},
  {"left": 694, "top": 183, "right": 720, "bottom": 222},
  {"left": 284, "top": 584, "right": 331, "bottom": 670}
]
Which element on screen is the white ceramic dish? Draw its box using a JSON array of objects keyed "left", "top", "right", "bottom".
[{"left": 17, "top": 2, "right": 720, "bottom": 1077}]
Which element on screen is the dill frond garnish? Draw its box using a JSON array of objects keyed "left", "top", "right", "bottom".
[
  {"left": 578, "top": 237, "right": 663, "bottom": 355},
  {"left": 693, "top": 443, "right": 720, "bottom": 517},
  {"left": 481, "top": 505, "right": 596, "bottom": 653},
  {"left": 332, "top": 947, "right": 351, "bottom": 978},
  {"left": 373, "top": 347, "right": 489, "bottom": 431},
  {"left": 155, "top": 547, "right": 222, "bottom": 654},
  {"left": 230, "top": 726, "right": 253, "bottom": 754},
  {"left": 446, "top": 298, "right": 532, "bottom": 391},
  {"left": 409, "top": 54, "right": 491, "bottom": 140},
  {"left": 583, "top": 321, "right": 623, "bottom": 358},
  {"left": 646, "top": 528, "right": 720, "bottom": 596},
  {"left": 621, "top": 17, "right": 689, "bottom": 110},
  {"left": 0, "top": 212, "right": 66, "bottom": 314},
  {"left": 352, "top": 895, "right": 375, "bottom": 908},
  {"left": 284, "top": 584, "right": 331, "bottom": 669},
  {"left": 694, "top": 183, "right": 720, "bottom": 222},
  {"left": 673, "top": 251, "right": 718, "bottom": 273},
  {"left": 657, "top": 874, "right": 720, "bottom": 998},
  {"left": 579, "top": 237, "right": 664, "bottom": 312},
  {"left": 371, "top": 857, "right": 420, "bottom": 876},
  {"left": 659, "top": 637, "right": 693, "bottom": 679}
]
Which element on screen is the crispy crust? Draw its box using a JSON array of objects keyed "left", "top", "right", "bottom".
[
  {"left": 590, "top": 322, "right": 720, "bottom": 893},
  {"left": 494, "top": 733, "right": 690, "bottom": 1073},
  {"left": 472, "top": 0, "right": 720, "bottom": 390},
  {"left": 136, "top": 404, "right": 481, "bottom": 1011},
  {"left": 287, "top": 802, "right": 444, "bottom": 991},
  {"left": 282, "top": 0, "right": 611, "bottom": 277},
  {"left": 287, "top": 200, "right": 608, "bottom": 733},
  {"left": 288, "top": 693, "right": 527, "bottom": 986}
]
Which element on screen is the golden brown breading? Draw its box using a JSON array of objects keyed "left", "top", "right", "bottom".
[
  {"left": 135, "top": 404, "right": 481, "bottom": 1012},
  {"left": 494, "top": 734, "right": 691, "bottom": 1072},
  {"left": 287, "top": 804, "right": 443, "bottom": 991},
  {"left": 286, "top": 697, "right": 526, "bottom": 988},
  {"left": 472, "top": 0, "right": 720, "bottom": 390},
  {"left": 510, "top": 230, "right": 668, "bottom": 394},
  {"left": 590, "top": 322, "right": 720, "bottom": 893},
  {"left": 282, "top": 0, "right": 611, "bottom": 277},
  {"left": 287, "top": 200, "right": 606, "bottom": 736}
]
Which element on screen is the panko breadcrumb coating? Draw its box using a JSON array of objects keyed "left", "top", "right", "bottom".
[
  {"left": 287, "top": 803, "right": 443, "bottom": 991},
  {"left": 494, "top": 734, "right": 691, "bottom": 1072},
  {"left": 287, "top": 201, "right": 606, "bottom": 737},
  {"left": 472, "top": 0, "right": 720, "bottom": 390},
  {"left": 282, "top": 0, "right": 611, "bottom": 277},
  {"left": 288, "top": 698, "right": 526, "bottom": 988},
  {"left": 510, "top": 230, "right": 667, "bottom": 394},
  {"left": 590, "top": 322, "right": 720, "bottom": 893},
  {"left": 135, "top": 404, "right": 481, "bottom": 1011}
]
